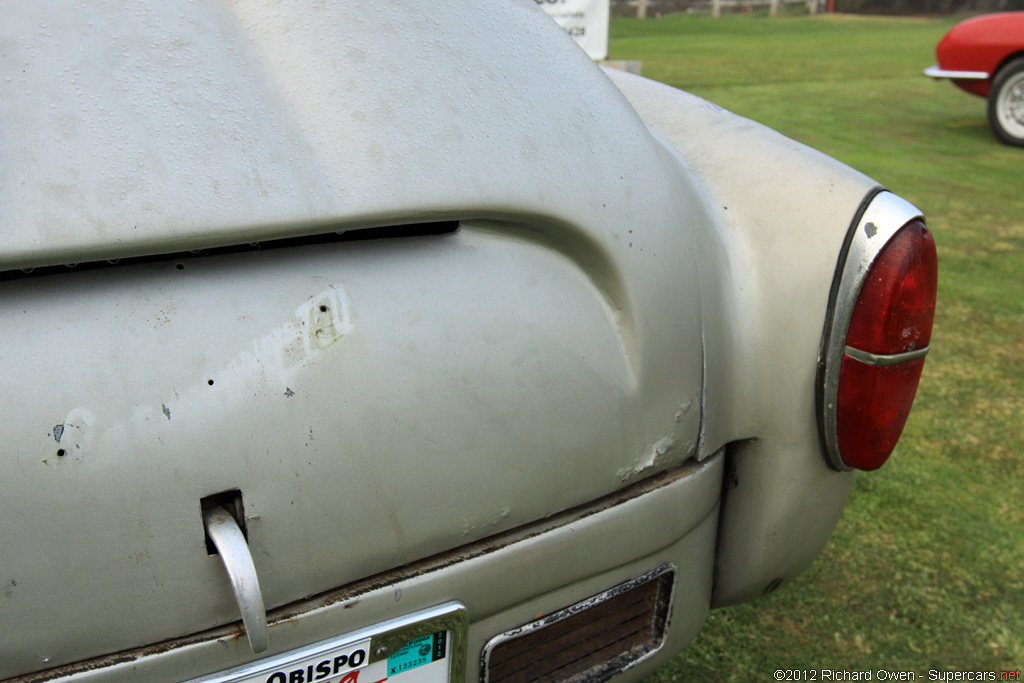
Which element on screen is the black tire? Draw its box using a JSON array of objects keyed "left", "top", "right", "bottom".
[{"left": 987, "top": 57, "right": 1024, "bottom": 147}]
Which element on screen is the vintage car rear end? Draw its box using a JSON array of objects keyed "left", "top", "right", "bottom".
[{"left": 0, "top": 2, "right": 936, "bottom": 682}]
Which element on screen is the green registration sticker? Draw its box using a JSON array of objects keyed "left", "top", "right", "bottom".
[{"left": 387, "top": 632, "right": 447, "bottom": 677}]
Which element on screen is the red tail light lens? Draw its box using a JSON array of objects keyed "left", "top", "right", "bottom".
[
  {"left": 836, "top": 356, "right": 926, "bottom": 470},
  {"left": 845, "top": 221, "right": 937, "bottom": 355},
  {"left": 835, "top": 220, "right": 937, "bottom": 471}
]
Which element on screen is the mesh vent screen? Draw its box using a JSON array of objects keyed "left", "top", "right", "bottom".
[{"left": 485, "top": 569, "right": 673, "bottom": 683}]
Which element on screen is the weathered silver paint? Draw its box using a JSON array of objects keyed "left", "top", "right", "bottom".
[
  {"left": 0, "top": 225, "right": 704, "bottom": 677},
  {"left": 203, "top": 506, "right": 269, "bottom": 654},
  {"left": 819, "top": 192, "right": 926, "bottom": 471},
  {"left": 1, "top": 0, "right": 717, "bottom": 675},
  {"left": 2, "top": 0, "right": 921, "bottom": 677},
  {"left": 604, "top": 68, "right": 880, "bottom": 605},
  {"left": 5, "top": 458, "right": 723, "bottom": 682}
]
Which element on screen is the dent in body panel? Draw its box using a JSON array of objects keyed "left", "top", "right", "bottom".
[
  {"left": 602, "top": 67, "right": 877, "bottom": 605},
  {"left": 617, "top": 392, "right": 702, "bottom": 482},
  {"left": 460, "top": 218, "right": 708, "bottom": 485}
]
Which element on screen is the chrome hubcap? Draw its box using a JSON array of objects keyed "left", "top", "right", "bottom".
[{"left": 997, "top": 72, "right": 1024, "bottom": 139}]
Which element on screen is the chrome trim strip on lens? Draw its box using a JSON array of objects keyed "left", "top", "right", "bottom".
[
  {"left": 923, "top": 65, "right": 990, "bottom": 80},
  {"left": 844, "top": 345, "right": 930, "bottom": 367},
  {"left": 819, "top": 191, "right": 924, "bottom": 471}
]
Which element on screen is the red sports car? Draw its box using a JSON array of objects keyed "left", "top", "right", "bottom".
[{"left": 925, "top": 12, "right": 1024, "bottom": 146}]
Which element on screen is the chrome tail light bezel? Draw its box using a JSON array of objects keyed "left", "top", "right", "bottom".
[{"left": 817, "top": 190, "right": 931, "bottom": 472}]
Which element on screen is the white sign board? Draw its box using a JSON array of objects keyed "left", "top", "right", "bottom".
[{"left": 536, "top": 0, "right": 609, "bottom": 61}]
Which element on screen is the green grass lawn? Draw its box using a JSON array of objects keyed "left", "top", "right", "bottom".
[{"left": 610, "top": 12, "right": 1024, "bottom": 681}]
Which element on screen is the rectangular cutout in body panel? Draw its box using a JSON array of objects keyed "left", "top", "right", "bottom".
[{"left": 483, "top": 567, "right": 673, "bottom": 683}]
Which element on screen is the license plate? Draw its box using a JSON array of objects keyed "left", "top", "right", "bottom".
[{"left": 189, "top": 603, "right": 468, "bottom": 683}]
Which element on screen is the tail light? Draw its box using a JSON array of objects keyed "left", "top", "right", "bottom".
[{"left": 819, "top": 193, "right": 938, "bottom": 471}]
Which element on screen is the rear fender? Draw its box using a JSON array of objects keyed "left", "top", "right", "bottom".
[{"left": 605, "top": 69, "right": 880, "bottom": 605}]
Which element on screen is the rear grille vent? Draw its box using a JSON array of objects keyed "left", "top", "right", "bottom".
[{"left": 483, "top": 567, "right": 673, "bottom": 683}]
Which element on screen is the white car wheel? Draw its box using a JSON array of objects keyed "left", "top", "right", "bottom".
[{"left": 988, "top": 57, "right": 1024, "bottom": 147}]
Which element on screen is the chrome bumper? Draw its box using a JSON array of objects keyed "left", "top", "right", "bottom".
[{"left": 924, "top": 65, "right": 989, "bottom": 80}]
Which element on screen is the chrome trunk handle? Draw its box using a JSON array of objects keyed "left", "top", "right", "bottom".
[{"left": 203, "top": 505, "right": 269, "bottom": 654}]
